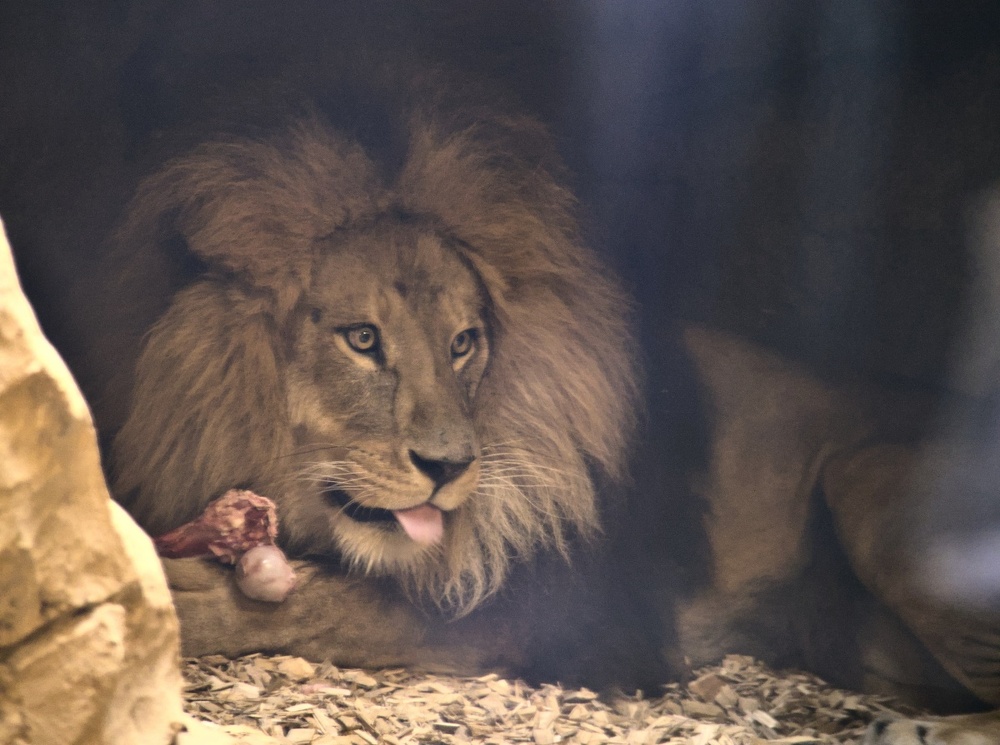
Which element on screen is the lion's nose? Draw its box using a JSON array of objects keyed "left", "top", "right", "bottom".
[{"left": 409, "top": 450, "right": 475, "bottom": 490}]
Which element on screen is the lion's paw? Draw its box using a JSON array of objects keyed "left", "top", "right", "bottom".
[{"left": 862, "top": 712, "right": 1000, "bottom": 745}]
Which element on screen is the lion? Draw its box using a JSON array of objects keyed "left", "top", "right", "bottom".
[
  {"left": 73, "top": 105, "right": 667, "bottom": 689},
  {"left": 667, "top": 327, "right": 1000, "bottom": 744},
  {"left": 52, "top": 94, "right": 1000, "bottom": 741}
]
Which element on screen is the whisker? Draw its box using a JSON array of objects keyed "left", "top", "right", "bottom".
[
  {"left": 479, "top": 466, "right": 581, "bottom": 484},
  {"left": 482, "top": 453, "right": 558, "bottom": 468},
  {"left": 480, "top": 435, "right": 549, "bottom": 450},
  {"left": 480, "top": 464, "right": 565, "bottom": 478}
]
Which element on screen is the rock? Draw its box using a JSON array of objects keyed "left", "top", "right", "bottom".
[{"left": 0, "top": 219, "right": 202, "bottom": 744}]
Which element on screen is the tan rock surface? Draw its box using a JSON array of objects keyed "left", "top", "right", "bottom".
[{"left": 0, "top": 218, "right": 211, "bottom": 744}]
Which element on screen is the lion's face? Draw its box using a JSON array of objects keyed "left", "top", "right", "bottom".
[{"left": 281, "top": 223, "right": 490, "bottom": 573}]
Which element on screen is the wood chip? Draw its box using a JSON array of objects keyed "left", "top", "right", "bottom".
[
  {"left": 714, "top": 684, "right": 739, "bottom": 709},
  {"left": 277, "top": 657, "right": 316, "bottom": 681},
  {"left": 683, "top": 700, "right": 725, "bottom": 719},
  {"left": 564, "top": 688, "right": 599, "bottom": 703},
  {"left": 180, "top": 653, "right": 923, "bottom": 745},
  {"left": 343, "top": 671, "right": 379, "bottom": 689},
  {"left": 752, "top": 709, "right": 780, "bottom": 728},
  {"left": 532, "top": 728, "right": 556, "bottom": 744},
  {"left": 689, "top": 672, "right": 726, "bottom": 701}
]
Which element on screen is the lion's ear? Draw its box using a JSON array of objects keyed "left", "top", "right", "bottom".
[{"left": 115, "top": 122, "right": 382, "bottom": 316}]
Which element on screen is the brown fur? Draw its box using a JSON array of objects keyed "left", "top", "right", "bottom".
[
  {"left": 108, "top": 113, "right": 638, "bottom": 613},
  {"left": 675, "top": 327, "right": 1000, "bottom": 741},
  {"left": 862, "top": 710, "right": 1000, "bottom": 745}
]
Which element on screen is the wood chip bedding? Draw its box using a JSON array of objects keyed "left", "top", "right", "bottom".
[{"left": 184, "top": 654, "right": 918, "bottom": 744}]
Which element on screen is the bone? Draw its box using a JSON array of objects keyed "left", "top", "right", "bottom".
[{"left": 236, "top": 545, "right": 298, "bottom": 602}]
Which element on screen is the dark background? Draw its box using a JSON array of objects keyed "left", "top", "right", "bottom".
[{"left": 3, "top": 0, "right": 1000, "bottom": 410}]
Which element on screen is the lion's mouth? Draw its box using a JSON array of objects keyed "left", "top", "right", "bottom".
[
  {"left": 324, "top": 487, "right": 397, "bottom": 524},
  {"left": 323, "top": 485, "right": 445, "bottom": 546}
]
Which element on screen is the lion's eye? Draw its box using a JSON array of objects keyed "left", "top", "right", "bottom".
[
  {"left": 345, "top": 325, "right": 379, "bottom": 353},
  {"left": 451, "top": 329, "right": 476, "bottom": 358}
]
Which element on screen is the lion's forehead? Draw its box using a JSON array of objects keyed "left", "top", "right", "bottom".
[{"left": 311, "top": 228, "right": 484, "bottom": 328}]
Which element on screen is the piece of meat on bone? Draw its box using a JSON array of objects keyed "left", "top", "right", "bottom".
[{"left": 153, "top": 489, "right": 296, "bottom": 602}]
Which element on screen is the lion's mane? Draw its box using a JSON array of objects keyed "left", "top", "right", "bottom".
[{"left": 109, "top": 109, "right": 639, "bottom": 611}]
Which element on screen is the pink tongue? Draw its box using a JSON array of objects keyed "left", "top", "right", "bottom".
[{"left": 392, "top": 504, "right": 444, "bottom": 546}]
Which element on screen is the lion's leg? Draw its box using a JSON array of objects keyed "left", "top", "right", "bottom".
[
  {"left": 163, "top": 555, "right": 669, "bottom": 690},
  {"left": 822, "top": 444, "right": 1000, "bottom": 706},
  {"left": 163, "top": 557, "right": 527, "bottom": 674},
  {"left": 862, "top": 710, "right": 1000, "bottom": 745}
]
